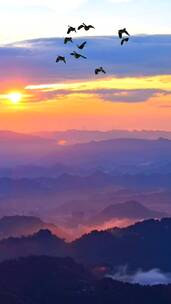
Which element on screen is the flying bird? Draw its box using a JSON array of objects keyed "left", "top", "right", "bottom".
[
  {"left": 118, "top": 28, "right": 130, "bottom": 39},
  {"left": 67, "top": 26, "right": 76, "bottom": 35},
  {"left": 121, "top": 37, "right": 129, "bottom": 45},
  {"left": 64, "top": 37, "right": 73, "bottom": 44},
  {"left": 70, "top": 51, "right": 87, "bottom": 59},
  {"left": 77, "top": 24, "right": 85, "bottom": 30},
  {"left": 77, "top": 41, "right": 87, "bottom": 49},
  {"left": 56, "top": 56, "right": 66, "bottom": 63},
  {"left": 78, "top": 23, "right": 95, "bottom": 31},
  {"left": 95, "top": 67, "right": 106, "bottom": 75}
]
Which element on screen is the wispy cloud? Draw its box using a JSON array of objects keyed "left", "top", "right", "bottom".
[
  {"left": 25, "top": 76, "right": 171, "bottom": 103},
  {"left": 25, "top": 76, "right": 171, "bottom": 92}
]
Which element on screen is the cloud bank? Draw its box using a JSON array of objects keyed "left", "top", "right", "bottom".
[
  {"left": 6, "top": 35, "right": 171, "bottom": 80},
  {"left": 1, "top": 35, "right": 171, "bottom": 104},
  {"left": 108, "top": 268, "right": 171, "bottom": 286}
]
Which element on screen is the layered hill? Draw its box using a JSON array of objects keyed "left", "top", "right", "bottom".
[{"left": 0, "top": 218, "right": 171, "bottom": 273}]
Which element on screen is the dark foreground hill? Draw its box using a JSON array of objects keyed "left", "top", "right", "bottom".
[
  {"left": 1, "top": 218, "right": 171, "bottom": 273},
  {"left": 73, "top": 217, "right": 171, "bottom": 271},
  {"left": 0, "top": 256, "right": 171, "bottom": 304},
  {"left": 0, "top": 229, "right": 69, "bottom": 262}
]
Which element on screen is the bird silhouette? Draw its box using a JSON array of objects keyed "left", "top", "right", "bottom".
[
  {"left": 77, "top": 24, "right": 85, "bottom": 30},
  {"left": 64, "top": 37, "right": 73, "bottom": 44},
  {"left": 56, "top": 56, "right": 66, "bottom": 63},
  {"left": 70, "top": 51, "right": 87, "bottom": 59},
  {"left": 78, "top": 23, "right": 95, "bottom": 31},
  {"left": 121, "top": 37, "right": 129, "bottom": 45},
  {"left": 118, "top": 28, "right": 130, "bottom": 39},
  {"left": 67, "top": 26, "right": 76, "bottom": 35},
  {"left": 77, "top": 41, "right": 87, "bottom": 50},
  {"left": 95, "top": 67, "right": 106, "bottom": 75}
]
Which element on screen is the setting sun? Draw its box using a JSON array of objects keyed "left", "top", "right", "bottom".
[{"left": 8, "top": 92, "right": 22, "bottom": 104}]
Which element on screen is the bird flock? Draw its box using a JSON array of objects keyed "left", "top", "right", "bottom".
[{"left": 56, "top": 24, "right": 130, "bottom": 75}]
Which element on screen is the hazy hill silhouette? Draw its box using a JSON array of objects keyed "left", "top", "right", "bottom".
[
  {"left": 0, "top": 171, "right": 169, "bottom": 201},
  {"left": 0, "top": 163, "right": 72, "bottom": 178},
  {"left": 0, "top": 131, "right": 57, "bottom": 166},
  {"left": 87, "top": 201, "right": 167, "bottom": 225},
  {"left": 0, "top": 215, "right": 68, "bottom": 240},
  {"left": 41, "top": 138, "right": 171, "bottom": 170},
  {"left": 36, "top": 129, "right": 171, "bottom": 144},
  {"left": 1, "top": 132, "right": 171, "bottom": 175}
]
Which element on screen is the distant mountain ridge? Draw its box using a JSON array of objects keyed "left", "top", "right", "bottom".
[
  {"left": 41, "top": 137, "right": 171, "bottom": 169},
  {"left": 0, "top": 130, "right": 54, "bottom": 143},
  {"left": 0, "top": 130, "right": 171, "bottom": 175},
  {"left": 35, "top": 129, "right": 171, "bottom": 145}
]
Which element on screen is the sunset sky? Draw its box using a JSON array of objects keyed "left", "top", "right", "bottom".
[{"left": 0, "top": 0, "right": 171, "bottom": 132}]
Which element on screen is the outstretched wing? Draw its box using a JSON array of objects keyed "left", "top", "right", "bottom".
[
  {"left": 121, "top": 39, "right": 125, "bottom": 45},
  {"left": 88, "top": 25, "right": 95, "bottom": 29},
  {"left": 82, "top": 41, "right": 87, "bottom": 47},
  {"left": 124, "top": 29, "right": 130, "bottom": 36},
  {"left": 78, "top": 24, "right": 84, "bottom": 30},
  {"left": 121, "top": 37, "right": 129, "bottom": 45},
  {"left": 67, "top": 28, "right": 71, "bottom": 34},
  {"left": 102, "top": 69, "right": 106, "bottom": 74},
  {"left": 79, "top": 41, "right": 87, "bottom": 49},
  {"left": 95, "top": 69, "right": 98, "bottom": 75},
  {"left": 81, "top": 55, "right": 87, "bottom": 59}
]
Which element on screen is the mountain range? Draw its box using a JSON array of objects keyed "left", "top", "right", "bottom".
[
  {"left": 36, "top": 129, "right": 171, "bottom": 144},
  {"left": 40, "top": 138, "right": 171, "bottom": 173},
  {"left": 0, "top": 218, "right": 171, "bottom": 273},
  {"left": 1, "top": 130, "right": 171, "bottom": 175}
]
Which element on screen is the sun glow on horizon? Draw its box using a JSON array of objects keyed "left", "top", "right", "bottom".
[{"left": 8, "top": 92, "right": 22, "bottom": 104}]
